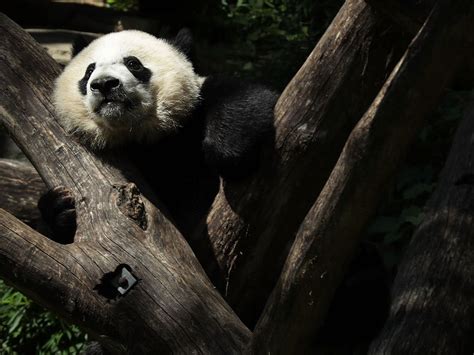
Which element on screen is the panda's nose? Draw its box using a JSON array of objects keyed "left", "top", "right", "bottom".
[{"left": 90, "top": 76, "right": 121, "bottom": 95}]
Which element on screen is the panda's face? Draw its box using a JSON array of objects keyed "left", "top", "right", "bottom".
[
  {"left": 54, "top": 30, "right": 204, "bottom": 149},
  {"left": 80, "top": 55, "right": 153, "bottom": 123}
]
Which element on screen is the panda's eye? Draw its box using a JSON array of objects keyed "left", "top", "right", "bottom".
[
  {"left": 124, "top": 56, "right": 151, "bottom": 82},
  {"left": 125, "top": 57, "right": 142, "bottom": 71}
]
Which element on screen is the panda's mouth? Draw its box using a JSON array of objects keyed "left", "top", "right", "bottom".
[
  {"left": 88, "top": 86, "right": 144, "bottom": 122},
  {"left": 103, "top": 98, "right": 118, "bottom": 104},
  {"left": 95, "top": 98, "right": 134, "bottom": 119},
  {"left": 98, "top": 98, "right": 125, "bottom": 107},
  {"left": 100, "top": 98, "right": 126, "bottom": 107}
]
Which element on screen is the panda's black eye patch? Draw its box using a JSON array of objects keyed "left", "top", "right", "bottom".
[
  {"left": 125, "top": 56, "right": 142, "bottom": 71},
  {"left": 85, "top": 63, "right": 96, "bottom": 77},
  {"left": 124, "top": 56, "right": 151, "bottom": 83},
  {"left": 78, "top": 63, "right": 96, "bottom": 96}
]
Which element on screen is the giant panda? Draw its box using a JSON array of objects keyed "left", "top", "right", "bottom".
[{"left": 38, "top": 29, "right": 278, "bottom": 243}]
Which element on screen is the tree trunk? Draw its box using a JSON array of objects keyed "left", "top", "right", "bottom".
[
  {"left": 0, "top": 13, "right": 250, "bottom": 354},
  {"left": 202, "top": 0, "right": 409, "bottom": 325},
  {"left": 251, "top": 0, "right": 474, "bottom": 352},
  {"left": 369, "top": 99, "right": 474, "bottom": 354}
]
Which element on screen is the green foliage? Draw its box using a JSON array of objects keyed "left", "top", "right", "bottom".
[
  {"left": 367, "top": 90, "right": 472, "bottom": 272},
  {"left": 106, "top": 0, "right": 138, "bottom": 12},
  {"left": 214, "top": 0, "right": 343, "bottom": 88},
  {"left": 0, "top": 280, "right": 86, "bottom": 354}
]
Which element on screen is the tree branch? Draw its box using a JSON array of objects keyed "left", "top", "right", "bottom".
[
  {"left": 0, "top": 13, "right": 250, "bottom": 353},
  {"left": 201, "top": 0, "right": 410, "bottom": 325},
  {"left": 251, "top": 0, "right": 474, "bottom": 352},
  {"left": 0, "top": 208, "right": 114, "bottom": 344},
  {"left": 369, "top": 98, "right": 474, "bottom": 354}
]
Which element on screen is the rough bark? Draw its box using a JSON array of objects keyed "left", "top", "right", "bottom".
[
  {"left": 0, "top": 13, "right": 250, "bottom": 354},
  {"left": 369, "top": 100, "right": 474, "bottom": 354},
  {"left": 0, "top": 159, "right": 44, "bottom": 227},
  {"left": 203, "top": 0, "right": 409, "bottom": 325},
  {"left": 251, "top": 0, "right": 474, "bottom": 353}
]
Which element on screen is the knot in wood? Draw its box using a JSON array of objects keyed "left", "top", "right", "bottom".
[{"left": 114, "top": 183, "right": 147, "bottom": 230}]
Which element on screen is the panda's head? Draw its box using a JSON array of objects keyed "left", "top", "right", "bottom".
[{"left": 54, "top": 30, "right": 204, "bottom": 149}]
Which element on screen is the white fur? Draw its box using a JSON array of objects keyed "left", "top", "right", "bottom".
[{"left": 54, "top": 30, "right": 205, "bottom": 149}]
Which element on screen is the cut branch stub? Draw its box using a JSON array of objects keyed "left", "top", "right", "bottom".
[
  {"left": 114, "top": 183, "right": 148, "bottom": 230},
  {"left": 251, "top": 0, "right": 474, "bottom": 353},
  {"left": 0, "top": 13, "right": 250, "bottom": 353}
]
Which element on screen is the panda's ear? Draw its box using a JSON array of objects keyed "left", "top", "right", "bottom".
[
  {"left": 173, "top": 28, "right": 194, "bottom": 61},
  {"left": 72, "top": 35, "right": 94, "bottom": 58}
]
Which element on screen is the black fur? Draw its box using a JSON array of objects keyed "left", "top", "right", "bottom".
[
  {"left": 173, "top": 28, "right": 194, "bottom": 61},
  {"left": 200, "top": 76, "right": 277, "bottom": 179},
  {"left": 72, "top": 35, "right": 94, "bottom": 57}
]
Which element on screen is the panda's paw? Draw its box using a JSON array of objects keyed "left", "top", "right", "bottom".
[{"left": 38, "top": 186, "right": 77, "bottom": 244}]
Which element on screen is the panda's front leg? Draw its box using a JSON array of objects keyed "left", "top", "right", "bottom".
[
  {"left": 38, "top": 186, "right": 77, "bottom": 244},
  {"left": 201, "top": 78, "right": 278, "bottom": 179}
]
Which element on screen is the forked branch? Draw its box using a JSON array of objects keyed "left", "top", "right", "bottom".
[{"left": 251, "top": 0, "right": 474, "bottom": 352}]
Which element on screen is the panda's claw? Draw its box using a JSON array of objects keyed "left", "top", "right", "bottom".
[{"left": 38, "top": 186, "right": 77, "bottom": 244}]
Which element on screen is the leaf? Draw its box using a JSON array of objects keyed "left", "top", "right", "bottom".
[
  {"left": 8, "top": 308, "right": 25, "bottom": 333},
  {"left": 383, "top": 232, "right": 399, "bottom": 244},
  {"left": 243, "top": 62, "right": 254, "bottom": 70},
  {"left": 401, "top": 206, "right": 424, "bottom": 226},
  {"left": 402, "top": 183, "right": 435, "bottom": 200},
  {"left": 368, "top": 216, "right": 400, "bottom": 235}
]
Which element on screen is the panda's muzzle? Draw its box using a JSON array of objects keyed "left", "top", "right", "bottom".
[
  {"left": 89, "top": 78, "right": 135, "bottom": 119},
  {"left": 90, "top": 76, "right": 121, "bottom": 96}
]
